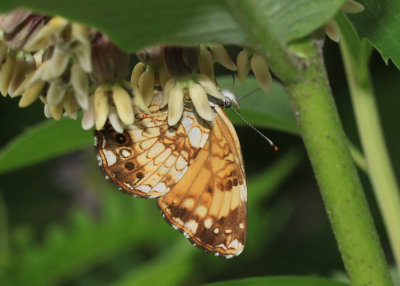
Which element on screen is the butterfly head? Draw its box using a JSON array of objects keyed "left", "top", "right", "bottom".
[{"left": 221, "top": 90, "right": 240, "bottom": 110}]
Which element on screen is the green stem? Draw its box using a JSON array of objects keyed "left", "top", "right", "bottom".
[
  {"left": 285, "top": 36, "right": 392, "bottom": 286},
  {"left": 339, "top": 16, "right": 400, "bottom": 276}
]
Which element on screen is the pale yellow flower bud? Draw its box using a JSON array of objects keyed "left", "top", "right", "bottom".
[
  {"left": 0, "top": 53, "right": 16, "bottom": 96},
  {"left": 82, "top": 95, "right": 95, "bottom": 130},
  {"left": 139, "top": 70, "right": 155, "bottom": 106},
  {"left": 11, "top": 70, "right": 34, "bottom": 97},
  {"left": 74, "top": 44, "right": 92, "bottom": 73},
  {"left": 63, "top": 90, "right": 80, "bottom": 118},
  {"left": 189, "top": 82, "right": 213, "bottom": 122},
  {"left": 47, "top": 82, "right": 66, "bottom": 105},
  {"left": 8, "top": 56, "right": 29, "bottom": 96},
  {"left": 26, "top": 60, "right": 50, "bottom": 87},
  {"left": 167, "top": 84, "right": 184, "bottom": 126},
  {"left": 112, "top": 85, "right": 134, "bottom": 125},
  {"left": 208, "top": 44, "right": 237, "bottom": 71},
  {"left": 94, "top": 85, "right": 110, "bottom": 130},
  {"left": 158, "top": 67, "right": 170, "bottom": 90},
  {"left": 199, "top": 47, "right": 214, "bottom": 80},
  {"left": 24, "top": 16, "right": 69, "bottom": 51},
  {"left": 251, "top": 54, "right": 272, "bottom": 92},
  {"left": 108, "top": 106, "right": 124, "bottom": 133},
  {"left": 325, "top": 19, "right": 341, "bottom": 43},
  {"left": 70, "top": 63, "right": 89, "bottom": 109},
  {"left": 195, "top": 74, "right": 224, "bottom": 100},
  {"left": 132, "top": 85, "right": 150, "bottom": 113},
  {"left": 161, "top": 78, "right": 175, "bottom": 108},
  {"left": 71, "top": 23, "right": 90, "bottom": 48},
  {"left": 341, "top": 0, "right": 365, "bottom": 14},
  {"left": 237, "top": 50, "right": 251, "bottom": 84},
  {"left": 44, "top": 103, "right": 51, "bottom": 118},
  {"left": 48, "top": 101, "right": 64, "bottom": 120},
  {"left": 19, "top": 81, "right": 45, "bottom": 107},
  {"left": 130, "top": 62, "right": 146, "bottom": 86},
  {"left": 50, "top": 47, "right": 70, "bottom": 78}
]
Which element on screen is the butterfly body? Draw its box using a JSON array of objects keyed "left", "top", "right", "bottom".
[{"left": 95, "top": 92, "right": 247, "bottom": 258}]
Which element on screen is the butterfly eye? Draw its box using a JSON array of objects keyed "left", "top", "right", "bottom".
[
  {"left": 223, "top": 98, "right": 232, "bottom": 108},
  {"left": 114, "top": 133, "right": 127, "bottom": 144}
]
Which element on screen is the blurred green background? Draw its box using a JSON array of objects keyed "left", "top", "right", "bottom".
[{"left": 0, "top": 41, "right": 399, "bottom": 286}]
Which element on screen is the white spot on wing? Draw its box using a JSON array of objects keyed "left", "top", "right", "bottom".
[
  {"left": 216, "top": 243, "right": 227, "bottom": 250},
  {"left": 124, "top": 182, "right": 134, "bottom": 190},
  {"left": 93, "top": 136, "right": 98, "bottom": 146},
  {"left": 96, "top": 154, "right": 103, "bottom": 166},
  {"left": 175, "top": 166, "right": 188, "bottom": 181},
  {"left": 152, "top": 182, "right": 168, "bottom": 194},
  {"left": 136, "top": 185, "right": 151, "bottom": 193},
  {"left": 104, "top": 150, "right": 117, "bottom": 166},
  {"left": 204, "top": 218, "right": 213, "bottom": 229},
  {"left": 188, "top": 127, "right": 202, "bottom": 147},
  {"left": 228, "top": 239, "right": 243, "bottom": 250},
  {"left": 182, "top": 116, "right": 194, "bottom": 132},
  {"left": 184, "top": 220, "right": 198, "bottom": 234},
  {"left": 175, "top": 156, "right": 187, "bottom": 171},
  {"left": 121, "top": 149, "right": 131, "bottom": 158}
]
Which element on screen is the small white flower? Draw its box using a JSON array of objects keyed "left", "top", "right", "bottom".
[{"left": 163, "top": 74, "right": 224, "bottom": 126}]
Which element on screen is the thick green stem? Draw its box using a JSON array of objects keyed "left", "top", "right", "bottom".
[
  {"left": 339, "top": 20, "right": 400, "bottom": 276},
  {"left": 285, "top": 37, "right": 392, "bottom": 286}
]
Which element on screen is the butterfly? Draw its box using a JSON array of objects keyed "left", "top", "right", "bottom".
[{"left": 95, "top": 92, "right": 247, "bottom": 258}]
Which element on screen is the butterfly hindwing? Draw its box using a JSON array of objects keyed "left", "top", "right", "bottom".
[
  {"left": 95, "top": 93, "right": 211, "bottom": 198},
  {"left": 157, "top": 106, "right": 247, "bottom": 258}
]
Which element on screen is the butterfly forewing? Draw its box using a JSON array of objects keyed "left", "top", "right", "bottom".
[
  {"left": 158, "top": 106, "right": 247, "bottom": 258},
  {"left": 95, "top": 93, "right": 211, "bottom": 198}
]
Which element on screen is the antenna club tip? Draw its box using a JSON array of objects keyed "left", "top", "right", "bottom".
[{"left": 273, "top": 145, "right": 279, "bottom": 151}]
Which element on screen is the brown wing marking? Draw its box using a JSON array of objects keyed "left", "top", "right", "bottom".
[
  {"left": 158, "top": 106, "right": 247, "bottom": 258},
  {"left": 95, "top": 93, "right": 211, "bottom": 198}
]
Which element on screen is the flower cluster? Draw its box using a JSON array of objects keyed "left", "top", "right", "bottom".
[{"left": 0, "top": 1, "right": 365, "bottom": 132}]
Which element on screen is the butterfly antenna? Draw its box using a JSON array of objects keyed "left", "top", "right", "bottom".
[
  {"left": 230, "top": 107, "right": 279, "bottom": 151},
  {"left": 238, "top": 88, "right": 260, "bottom": 102},
  {"left": 230, "top": 72, "right": 236, "bottom": 92}
]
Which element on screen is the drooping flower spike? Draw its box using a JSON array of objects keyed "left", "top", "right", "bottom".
[{"left": 0, "top": 10, "right": 148, "bottom": 132}]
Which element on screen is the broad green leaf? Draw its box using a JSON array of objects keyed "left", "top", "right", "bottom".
[
  {"left": 0, "top": 0, "right": 344, "bottom": 52},
  {"left": 0, "top": 117, "right": 92, "bottom": 174},
  {"left": 348, "top": 0, "right": 400, "bottom": 70},
  {"left": 217, "top": 75, "right": 298, "bottom": 134},
  {"left": 204, "top": 276, "right": 349, "bottom": 286}
]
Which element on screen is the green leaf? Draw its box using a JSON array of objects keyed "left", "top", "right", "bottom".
[
  {"left": 204, "top": 276, "right": 349, "bottom": 286},
  {"left": 113, "top": 242, "right": 194, "bottom": 286},
  {"left": 0, "top": 118, "right": 92, "bottom": 174},
  {"left": 0, "top": 0, "right": 344, "bottom": 52},
  {"left": 348, "top": 0, "right": 400, "bottom": 69},
  {"left": 3, "top": 188, "right": 177, "bottom": 285},
  {"left": 217, "top": 75, "right": 298, "bottom": 134}
]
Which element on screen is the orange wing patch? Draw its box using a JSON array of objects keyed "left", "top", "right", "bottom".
[
  {"left": 158, "top": 106, "right": 247, "bottom": 258},
  {"left": 95, "top": 93, "right": 211, "bottom": 198}
]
